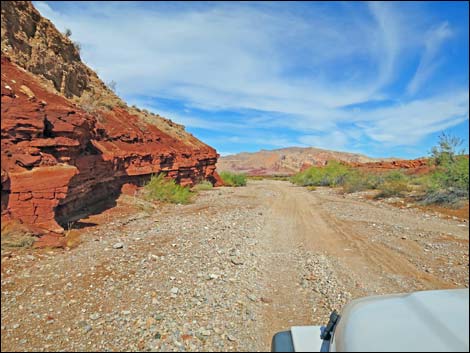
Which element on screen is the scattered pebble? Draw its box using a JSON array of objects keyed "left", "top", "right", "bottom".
[
  {"left": 1, "top": 181, "right": 467, "bottom": 352},
  {"left": 112, "top": 242, "right": 124, "bottom": 249}
]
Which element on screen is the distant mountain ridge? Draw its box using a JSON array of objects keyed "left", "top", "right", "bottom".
[{"left": 217, "top": 147, "right": 397, "bottom": 175}]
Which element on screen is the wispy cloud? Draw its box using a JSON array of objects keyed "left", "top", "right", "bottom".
[
  {"left": 33, "top": 1, "right": 469, "bottom": 157},
  {"left": 298, "top": 131, "right": 351, "bottom": 151},
  {"left": 357, "top": 90, "right": 469, "bottom": 145},
  {"left": 367, "top": 2, "right": 401, "bottom": 89},
  {"left": 407, "top": 22, "right": 453, "bottom": 95}
]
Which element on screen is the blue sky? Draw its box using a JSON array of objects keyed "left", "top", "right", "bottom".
[{"left": 34, "top": 1, "right": 469, "bottom": 158}]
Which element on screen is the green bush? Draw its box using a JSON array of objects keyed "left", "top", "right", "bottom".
[
  {"left": 292, "top": 161, "right": 381, "bottom": 192},
  {"left": 429, "top": 132, "right": 465, "bottom": 167},
  {"left": 246, "top": 175, "right": 265, "bottom": 181},
  {"left": 419, "top": 156, "right": 469, "bottom": 206},
  {"left": 192, "top": 180, "right": 214, "bottom": 191},
  {"left": 220, "top": 171, "right": 247, "bottom": 187},
  {"left": 384, "top": 170, "right": 408, "bottom": 183},
  {"left": 374, "top": 171, "right": 410, "bottom": 199},
  {"left": 437, "top": 156, "right": 469, "bottom": 193},
  {"left": 290, "top": 133, "right": 469, "bottom": 207},
  {"left": 342, "top": 171, "right": 381, "bottom": 193},
  {"left": 143, "top": 174, "right": 192, "bottom": 204},
  {"left": 419, "top": 134, "right": 469, "bottom": 205},
  {"left": 291, "top": 161, "right": 350, "bottom": 187},
  {"left": 420, "top": 188, "right": 468, "bottom": 207},
  {"left": 375, "top": 180, "right": 410, "bottom": 199}
]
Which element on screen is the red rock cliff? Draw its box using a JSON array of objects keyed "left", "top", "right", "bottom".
[{"left": 1, "top": 2, "right": 222, "bottom": 234}]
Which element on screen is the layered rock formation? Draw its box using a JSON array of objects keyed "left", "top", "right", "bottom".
[{"left": 1, "top": 2, "right": 221, "bottom": 236}]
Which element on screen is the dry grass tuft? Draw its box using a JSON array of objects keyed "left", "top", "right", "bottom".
[{"left": 1, "top": 220, "right": 37, "bottom": 250}]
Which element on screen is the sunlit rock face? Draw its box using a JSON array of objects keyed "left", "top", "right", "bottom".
[{"left": 1, "top": 2, "right": 222, "bottom": 236}]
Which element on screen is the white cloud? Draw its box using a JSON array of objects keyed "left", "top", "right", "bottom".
[
  {"left": 32, "top": 1, "right": 468, "bottom": 153},
  {"left": 33, "top": 1, "right": 399, "bottom": 111},
  {"left": 367, "top": 2, "right": 401, "bottom": 89},
  {"left": 358, "top": 90, "right": 469, "bottom": 145},
  {"left": 407, "top": 22, "right": 453, "bottom": 95},
  {"left": 298, "top": 131, "right": 350, "bottom": 151}
]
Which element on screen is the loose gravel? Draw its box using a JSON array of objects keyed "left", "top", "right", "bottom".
[{"left": 1, "top": 181, "right": 468, "bottom": 352}]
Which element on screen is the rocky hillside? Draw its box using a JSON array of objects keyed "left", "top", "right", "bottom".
[
  {"left": 217, "top": 147, "right": 390, "bottom": 176},
  {"left": 1, "top": 1, "right": 221, "bottom": 235}
]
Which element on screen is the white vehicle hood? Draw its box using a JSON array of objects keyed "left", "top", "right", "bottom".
[{"left": 330, "top": 288, "right": 469, "bottom": 352}]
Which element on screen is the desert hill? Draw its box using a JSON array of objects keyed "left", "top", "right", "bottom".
[{"left": 217, "top": 147, "right": 395, "bottom": 176}]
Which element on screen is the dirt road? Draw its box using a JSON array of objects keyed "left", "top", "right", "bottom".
[{"left": 2, "top": 180, "right": 468, "bottom": 351}]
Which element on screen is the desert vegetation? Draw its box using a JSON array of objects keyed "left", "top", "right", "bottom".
[
  {"left": 107, "top": 80, "right": 117, "bottom": 93},
  {"left": 219, "top": 171, "right": 247, "bottom": 187},
  {"left": 72, "top": 40, "right": 81, "bottom": 54},
  {"left": 142, "top": 174, "right": 193, "bottom": 204},
  {"left": 192, "top": 180, "right": 214, "bottom": 191},
  {"left": 292, "top": 134, "right": 469, "bottom": 208},
  {"left": 417, "top": 133, "right": 469, "bottom": 206},
  {"left": 247, "top": 175, "right": 291, "bottom": 181},
  {"left": 141, "top": 174, "right": 219, "bottom": 205},
  {"left": 0, "top": 220, "right": 36, "bottom": 250}
]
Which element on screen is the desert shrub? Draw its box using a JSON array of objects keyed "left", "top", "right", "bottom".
[
  {"left": 291, "top": 133, "right": 469, "bottom": 206},
  {"left": 63, "top": 229, "right": 81, "bottom": 249},
  {"left": 1, "top": 221, "right": 36, "bottom": 249},
  {"left": 429, "top": 132, "right": 465, "bottom": 166},
  {"left": 271, "top": 175, "right": 291, "bottom": 181},
  {"left": 220, "top": 171, "right": 247, "bottom": 187},
  {"left": 374, "top": 171, "right": 410, "bottom": 199},
  {"left": 107, "top": 80, "right": 117, "bottom": 93},
  {"left": 64, "top": 28, "right": 72, "bottom": 38},
  {"left": 411, "top": 172, "right": 436, "bottom": 188},
  {"left": 1, "top": 234, "right": 35, "bottom": 249},
  {"left": 293, "top": 162, "right": 413, "bottom": 197},
  {"left": 342, "top": 171, "right": 381, "bottom": 193},
  {"left": 247, "top": 175, "right": 265, "bottom": 181},
  {"left": 434, "top": 156, "right": 469, "bottom": 194},
  {"left": 420, "top": 188, "right": 468, "bottom": 207},
  {"left": 291, "top": 161, "right": 350, "bottom": 187},
  {"left": 375, "top": 180, "right": 410, "bottom": 199},
  {"left": 73, "top": 41, "right": 81, "bottom": 54},
  {"left": 131, "top": 104, "right": 142, "bottom": 112},
  {"left": 428, "top": 133, "right": 468, "bottom": 192},
  {"left": 80, "top": 93, "right": 100, "bottom": 113},
  {"left": 143, "top": 174, "right": 192, "bottom": 204},
  {"left": 384, "top": 170, "right": 408, "bottom": 183},
  {"left": 192, "top": 180, "right": 214, "bottom": 191},
  {"left": 418, "top": 134, "right": 469, "bottom": 205},
  {"left": 418, "top": 156, "right": 469, "bottom": 206}
]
